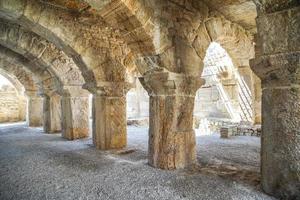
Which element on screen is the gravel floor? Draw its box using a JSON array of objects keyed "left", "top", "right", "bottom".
[{"left": 0, "top": 123, "right": 276, "bottom": 200}]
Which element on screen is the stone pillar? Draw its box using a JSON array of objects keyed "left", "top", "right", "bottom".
[
  {"left": 43, "top": 93, "right": 62, "bottom": 133},
  {"left": 253, "top": 75, "right": 262, "bottom": 124},
  {"left": 43, "top": 95, "right": 51, "bottom": 132},
  {"left": 61, "top": 88, "right": 89, "bottom": 140},
  {"left": 18, "top": 95, "right": 27, "bottom": 121},
  {"left": 92, "top": 82, "right": 131, "bottom": 150},
  {"left": 26, "top": 91, "right": 43, "bottom": 127},
  {"left": 140, "top": 71, "right": 204, "bottom": 169},
  {"left": 250, "top": 4, "right": 300, "bottom": 199}
]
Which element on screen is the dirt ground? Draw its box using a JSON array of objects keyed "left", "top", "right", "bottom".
[{"left": 0, "top": 123, "right": 275, "bottom": 200}]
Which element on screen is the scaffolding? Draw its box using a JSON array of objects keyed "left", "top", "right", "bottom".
[{"left": 202, "top": 42, "right": 253, "bottom": 122}]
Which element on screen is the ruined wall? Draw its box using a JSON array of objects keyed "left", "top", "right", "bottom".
[
  {"left": 0, "top": 85, "right": 26, "bottom": 123},
  {"left": 194, "top": 85, "right": 237, "bottom": 119}
]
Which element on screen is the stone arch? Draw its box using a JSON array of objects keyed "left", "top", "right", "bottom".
[
  {"left": 1, "top": 0, "right": 204, "bottom": 80},
  {"left": 0, "top": 45, "right": 61, "bottom": 94},
  {"left": 95, "top": 0, "right": 156, "bottom": 56},
  {"left": 0, "top": 21, "right": 85, "bottom": 93},
  {"left": 197, "top": 42, "right": 247, "bottom": 122},
  {"left": 0, "top": 46, "right": 91, "bottom": 138},
  {"left": 0, "top": 0, "right": 133, "bottom": 89},
  {"left": 0, "top": 54, "right": 47, "bottom": 126},
  {"left": 0, "top": 1, "right": 136, "bottom": 141},
  {"left": 0, "top": 46, "right": 58, "bottom": 94},
  {"left": 192, "top": 17, "right": 255, "bottom": 75},
  {"left": 0, "top": 69, "right": 25, "bottom": 94}
]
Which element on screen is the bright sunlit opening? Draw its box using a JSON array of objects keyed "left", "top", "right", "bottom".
[{"left": 0, "top": 74, "right": 13, "bottom": 88}]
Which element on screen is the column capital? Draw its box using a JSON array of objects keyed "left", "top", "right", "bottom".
[
  {"left": 25, "top": 90, "right": 40, "bottom": 98},
  {"left": 61, "top": 86, "right": 90, "bottom": 97},
  {"left": 139, "top": 71, "right": 205, "bottom": 97},
  {"left": 250, "top": 52, "right": 300, "bottom": 88},
  {"left": 256, "top": 1, "right": 300, "bottom": 14},
  {"left": 91, "top": 82, "right": 133, "bottom": 97},
  {"left": 39, "top": 89, "right": 59, "bottom": 98}
]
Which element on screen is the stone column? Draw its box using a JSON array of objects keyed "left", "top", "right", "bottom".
[
  {"left": 43, "top": 93, "right": 62, "bottom": 133},
  {"left": 92, "top": 82, "right": 131, "bottom": 150},
  {"left": 26, "top": 91, "right": 43, "bottom": 127},
  {"left": 250, "top": 4, "right": 300, "bottom": 199},
  {"left": 43, "top": 94, "right": 51, "bottom": 132},
  {"left": 253, "top": 75, "right": 262, "bottom": 124},
  {"left": 61, "top": 88, "right": 89, "bottom": 140},
  {"left": 140, "top": 71, "right": 204, "bottom": 169},
  {"left": 18, "top": 95, "right": 27, "bottom": 121}
]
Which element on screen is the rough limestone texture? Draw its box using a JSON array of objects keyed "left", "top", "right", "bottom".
[
  {"left": 261, "top": 87, "right": 300, "bottom": 198},
  {"left": 43, "top": 93, "right": 62, "bottom": 133},
  {"left": 0, "top": 0, "right": 298, "bottom": 199},
  {"left": 26, "top": 92, "right": 43, "bottom": 127},
  {"left": 93, "top": 95, "right": 127, "bottom": 150},
  {"left": 92, "top": 82, "right": 132, "bottom": 150},
  {"left": 0, "top": 85, "right": 26, "bottom": 122},
  {"left": 140, "top": 71, "right": 205, "bottom": 169},
  {"left": 61, "top": 89, "right": 90, "bottom": 140},
  {"left": 250, "top": 5, "right": 300, "bottom": 199}
]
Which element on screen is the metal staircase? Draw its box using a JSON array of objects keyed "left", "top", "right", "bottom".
[
  {"left": 206, "top": 66, "right": 241, "bottom": 122},
  {"left": 236, "top": 73, "right": 253, "bottom": 122}
]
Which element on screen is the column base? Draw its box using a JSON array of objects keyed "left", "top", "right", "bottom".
[
  {"left": 92, "top": 95, "right": 127, "bottom": 150},
  {"left": 148, "top": 129, "right": 196, "bottom": 170},
  {"left": 61, "top": 94, "right": 89, "bottom": 140},
  {"left": 28, "top": 122, "right": 43, "bottom": 127},
  {"left": 62, "top": 128, "right": 89, "bottom": 140}
]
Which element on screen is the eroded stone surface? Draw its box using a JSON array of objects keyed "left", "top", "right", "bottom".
[
  {"left": 0, "top": 0, "right": 298, "bottom": 199},
  {"left": 0, "top": 85, "right": 26, "bottom": 123},
  {"left": 61, "top": 89, "right": 90, "bottom": 140},
  {"left": 140, "top": 71, "right": 205, "bottom": 169},
  {"left": 250, "top": 4, "right": 300, "bottom": 199},
  {"left": 92, "top": 82, "right": 131, "bottom": 150},
  {"left": 43, "top": 93, "right": 62, "bottom": 133},
  {"left": 26, "top": 91, "right": 43, "bottom": 127}
]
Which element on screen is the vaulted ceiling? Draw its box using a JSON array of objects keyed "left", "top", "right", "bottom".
[{"left": 202, "top": 0, "right": 257, "bottom": 33}]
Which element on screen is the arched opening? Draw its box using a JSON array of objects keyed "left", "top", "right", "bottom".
[
  {"left": 194, "top": 42, "right": 261, "bottom": 184},
  {"left": 0, "top": 74, "right": 26, "bottom": 124},
  {"left": 194, "top": 42, "right": 259, "bottom": 134},
  {"left": 127, "top": 76, "right": 149, "bottom": 125},
  {"left": 126, "top": 75, "right": 149, "bottom": 151}
]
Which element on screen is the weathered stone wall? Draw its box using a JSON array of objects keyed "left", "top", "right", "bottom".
[
  {"left": 194, "top": 85, "right": 237, "bottom": 119},
  {"left": 0, "top": 85, "right": 26, "bottom": 123}
]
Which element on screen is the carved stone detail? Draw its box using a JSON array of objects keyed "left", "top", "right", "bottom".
[
  {"left": 140, "top": 71, "right": 205, "bottom": 169},
  {"left": 92, "top": 82, "right": 132, "bottom": 150}
]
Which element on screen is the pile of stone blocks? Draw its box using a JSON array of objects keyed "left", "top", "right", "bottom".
[
  {"left": 220, "top": 124, "right": 261, "bottom": 139},
  {"left": 220, "top": 126, "right": 236, "bottom": 138},
  {"left": 236, "top": 124, "right": 261, "bottom": 137}
]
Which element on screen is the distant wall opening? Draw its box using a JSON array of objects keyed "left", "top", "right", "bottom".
[
  {"left": 0, "top": 74, "right": 26, "bottom": 123},
  {"left": 126, "top": 77, "right": 149, "bottom": 127},
  {"left": 194, "top": 42, "right": 255, "bottom": 135}
]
